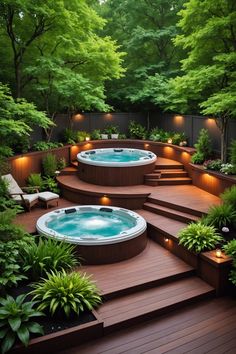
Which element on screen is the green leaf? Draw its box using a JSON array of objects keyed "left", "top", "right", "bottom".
[
  {"left": 8, "top": 317, "right": 21, "bottom": 332},
  {"left": 28, "top": 322, "right": 44, "bottom": 335},
  {"left": 1, "top": 331, "right": 15, "bottom": 354},
  {"left": 17, "top": 325, "right": 30, "bottom": 347}
]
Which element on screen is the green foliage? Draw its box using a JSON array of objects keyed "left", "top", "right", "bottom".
[
  {"left": 103, "top": 124, "right": 119, "bottom": 135},
  {"left": 0, "top": 294, "right": 44, "bottom": 353},
  {"left": 178, "top": 222, "right": 223, "bottom": 254},
  {"left": 42, "top": 177, "right": 60, "bottom": 194},
  {"left": 229, "top": 140, "right": 236, "bottom": 167},
  {"left": 220, "top": 186, "right": 236, "bottom": 209},
  {"left": 0, "top": 209, "right": 27, "bottom": 242},
  {"left": 20, "top": 238, "right": 79, "bottom": 281},
  {"left": 194, "top": 129, "right": 212, "bottom": 160},
  {"left": 77, "top": 131, "right": 88, "bottom": 143},
  {"left": 203, "top": 160, "right": 222, "bottom": 171},
  {"left": 128, "top": 120, "right": 147, "bottom": 139},
  {"left": 0, "top": 237, "right": 31, "bottom": 290},
  {"left": 32, "top": 141, "right": 63, "bottom": 151},
  {"left": 204, "top": 204, "right": 236, "bottom": 229},
  {"left": 165, "top": 0, "right": 236, "bottom": 162},
  {"left": 0, "top": 83, "right": 53, "bottom": 155},
  {"left": 191, "top": 152, "right": 205, "bottom": 165},
  {"left": 57, "top": 157, "right": 66, "bottom": 171},
  {"left": 27, "top": 174, "right": 44, "bottom": 191},
  {"left": 31, "top": 269, "right": 101, "bottom": 318},
  {"left": 90, "top": 129, "right": 101, "bottom": 140},
  {"left": 223, "top": 240, "right": 236, "bottom": 258},
  {"left": 63, "top": 128, "right": 77, "bottom": 144},
  {"left": 42, "top": 154, "right": 58, "bottom": 178},
  {"left": 220, "top": 163, "right": 236, "bottom": 175}
]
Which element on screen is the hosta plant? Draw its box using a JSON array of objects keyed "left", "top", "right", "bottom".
[
  {"left": 178, "top": 222, "right": 223, "bottom": 254},
  {"left": 223, "top": 239, "right": 236, "bottom": 258},
  {"left": 31, "top": 269, "right": 101, "bottom": 318},
  {"left": 0, "top": 294, "right": 44, "bottom": 354},
  {"left": 204, "top": 204, "right": 236, "bottom": 229},
  {"left": 20, "top": 238, "right": 79, "bottom": 281}
]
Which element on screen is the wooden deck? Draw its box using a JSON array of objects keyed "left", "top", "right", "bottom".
[{"left": 58, "top": 296, "right": 236, "bottom": 354}]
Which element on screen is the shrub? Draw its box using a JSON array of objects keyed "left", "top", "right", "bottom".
[
  {"left": 0, "top": 209, "right": 28, "bottom": 242},
  {"left": 220, "top": 163, "right": 236, "bottom": 175},
  {"left": 42, "top": 153, "right": 58, "bottom": 177},
  {"left": 90, "top": 129, "right": 101, "bottom": 140},
  {"left": 42, "top": 177, "right": 60, "bottom": 194},
  {"left": 203, "top": 159, "right": 222, "bottom": 171},
  {"left": 63, "top": 128, "right": 77, "bottom": 144},
  {"left": 20, "top": 238, "right": 79, "bottom": 281},
  {"left": 32, "top": 141, "right": 63, "bottom": 151},
  {"left": 178, "top": 222, "right": 223, "bottom": 253},
  {"left": 204, "top": 204, "right": 236, "bottom": 229},
  {"left": 223, "top": 239, "right": 236, "bottom": 258},
  {"left": 31, "top": 269, "right": 101, "bottom": 318},
  {"left": 0, "top": 294, "right": 44, "bottom": 354},
  {"left": 191, "top": 151, "right": 205, "bottom": 164},
  {"left": 0, "top": 156, "right": 11, "bottom": 175},
  {"left": 220, "top": 185, "right": 236, "bottom": 209},
  {"left": 77, "top": 131, "right": 88, "bottom": 142},
  {"left": 0, "top": 178, "right": 23, "bottom": 213},
  {"left": 194, "top": 129, "right": 212, "bottom": 157},
  {"left": 128, "top": 120, "right": 147, "bottom": 139},
  {"left": 27, "top": 173, "right": 44, "bottom": 191},
  {"left": 0, "top": 238, "right": 30, "bottom": 290},
  {"left": 57, "top": 157, "right": 66, "bottom": 170}
]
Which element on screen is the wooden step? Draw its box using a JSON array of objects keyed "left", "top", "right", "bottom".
[
  {"left": 155, "top": 164, "right": 184, "bottom": 170},
  {"left": 147, "top": 197, "right": 204, "bottom": 217},
  {"left": 59, "top": 166, "right": 77, "bottom": 175},
  {"left": 158, "top": 177, "right": 192, "bottom": 185},
  {"left": 98, "top": 277, "right": 215, "bottom": 333},
  {"left": 137, "top": 209, "right": 187, "bottom": 240},
  {"left": 156, "top": 169, "right": 188, "bottom": 178},
  {"left": 71, "top": 160, "right": 78, "bottom": 167},
  {"left": 144, "top": 180, "right": 159, "bottom": 186},
  {"left": 144, "top": 173, "right": 162, "bottom": 178},
  {"left": 143, "top": 202, "right": 199, "bottom": 223}
]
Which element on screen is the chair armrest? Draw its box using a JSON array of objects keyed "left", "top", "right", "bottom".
[{"left": 22, "top": 186, "right": 40, "bottom": 193}]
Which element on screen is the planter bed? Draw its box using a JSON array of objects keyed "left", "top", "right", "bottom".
[{"left": 11, "top": 309, "right": 103, "bottom": 354}]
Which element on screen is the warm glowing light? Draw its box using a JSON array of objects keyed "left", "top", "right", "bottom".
[
  {"left": 174, "top": 115, "right": 184, "bottom": 125},
  {"left": 73, "top": 113, "right": 84, "bottom": 121},
  {"left": 164, "top": 237, "right": 169, "bottom": 243},
  {"left": 100, "top": 195, "right": 111, "bottom": 205},
  {"left": 85, "top": 137, "right": 90, "bottom": 141},
  {"left": 144, "top": 144, "right": 150, "bottom": 148},
  {"left": 206, "top": 117, "right": 216, "bottom": 125},
  {"left": 215, "top": 249, "right": 222, "bottom": 258},
  {"left": 167, "top": 138, "right": 173, "bottom": 144},
  {"left": 105, "top": 113, "right": 112, "bottom": 120},
  {"left": 84, "top": 143, "right": 92, "bottom": 149}
]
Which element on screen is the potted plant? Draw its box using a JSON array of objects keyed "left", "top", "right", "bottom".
[{"left": 103, "top": 125, "right": 120, "bottom": 139}]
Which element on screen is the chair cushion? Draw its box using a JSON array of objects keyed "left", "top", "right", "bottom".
[
  {"left": 12, "top": 193, "right": 39, "bottom": 204},
  {"left": 2, "top": 174, "right": 23, "bottom": 194},
  {"left": 38, "top": 192, "right": 59, "bottom": 201}
]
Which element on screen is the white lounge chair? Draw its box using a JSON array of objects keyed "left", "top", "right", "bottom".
[{"left": 2, "top": 174, "right": 59, "bottom": 211}]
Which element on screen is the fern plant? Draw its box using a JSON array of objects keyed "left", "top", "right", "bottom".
[
  {"left": 192, "top": 129, "right": 212, "bottom": 164},
  {"left": 204, "top": 204, "right": 236, "bottom": 229},
  {"left": 0, "top": 294, "right": 44, "bottom": 354},
  {"left": 20, "top": 238, "right": 79, "bottom": 281},
  {"left": 220, "top": 185, "right": 236, "bottom": 208},
  {"left": 223, "top": 239, "right": 236, "bottom": 258},
  {"left": 27, "top": 173, "right": 44, "bottom": 191},
  {"left": 178, "top": 222, "right": 223, "bottom": 253},
  {"left": 31, "top": 269, "right": 101, "bottom": 318},
  {"left": 0, "top": 209, "right": 28, "bottom": 242}
]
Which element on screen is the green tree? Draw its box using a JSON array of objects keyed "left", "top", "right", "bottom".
[
  {"left": 97, "top": 0, "right": 184, "bottom": 111},
  {"left": 0, "top": 0, "right": 124, "bottom": 120},
  {"left": 165, "top": 0, "right": 236, "bottom": 162},
  {"left": 0, "top": 83, "right": 53, "bottom": 155}
]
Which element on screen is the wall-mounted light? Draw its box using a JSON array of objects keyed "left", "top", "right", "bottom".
[
  {"left": 164, "top": 237, "right": 169, "bottom": 243},
  {"left": 144, "top": 144, "right": 150, "bottom": 148},
  {"left": 105, "top": 113, "right": 112, "bottom": 120},
  {"left": 174, "top": 115, "right": 184, "bottom": 125},
  {"left": 100, "top": 194, "right": 111, "bottom": 205},
  {"left": 73, "top": 113, "right": 84, "bottom": 121}
]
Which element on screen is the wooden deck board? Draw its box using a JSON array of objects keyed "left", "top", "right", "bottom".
[
  {"left": 58, "top": 297, "right": 236, "bottom": 354},
  {"left": 80, "top": 240, "right": 194, "bottom": 296}
]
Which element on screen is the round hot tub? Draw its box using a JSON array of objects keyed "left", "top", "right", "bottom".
[
  {"left": 77, "top": 148, "right": 157, "bottom": 186},
  {"left": 36, "top": 205, "right": 147, "bottom": 264}
]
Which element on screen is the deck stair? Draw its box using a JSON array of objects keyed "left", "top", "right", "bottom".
[
  {"left": 144, "top": 162, "right": 192, "bottom": 186},
  {"left": 59, "top": 166, "right": 77, "bottom": 175},
  {"left": 98, "top": 277, "right": 214, "bottom": 334}
]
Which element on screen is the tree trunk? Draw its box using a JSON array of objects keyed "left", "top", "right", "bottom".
[
  {"left": 14, "top": 59, "right": 21, "bottom": 98},
  {"left": 219, "top": 116, "right": 228, "bottom": 163}
]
